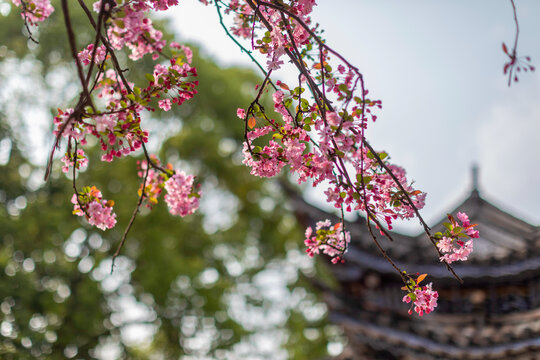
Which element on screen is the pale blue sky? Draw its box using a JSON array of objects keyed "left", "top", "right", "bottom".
[{"left": 169, "top": 0, "right": 540, "bottom": 232}]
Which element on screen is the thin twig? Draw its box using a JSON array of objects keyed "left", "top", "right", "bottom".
[
  {"left": 242, "top": 0, "right": 462, "bottom": 283},
  {"left": 508, "top": 0, "right": 519, "bottom": 87},
  {"left": 214, "top": 0, "right": 276, "bottom": 90},
  {"left": 111, "top": 158, "right": 150, "bottom": 273},
  {"left": 19, "top": 0, "right": 39, "bottom": 44}
]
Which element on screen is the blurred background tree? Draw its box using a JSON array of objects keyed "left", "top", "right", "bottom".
[{"left": 0, "top": 1, "right": 342, "bottom": 358}]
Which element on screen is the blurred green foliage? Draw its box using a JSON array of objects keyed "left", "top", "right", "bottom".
[{"left": 0, "top": 1, "right": 338, "bottom": 359}]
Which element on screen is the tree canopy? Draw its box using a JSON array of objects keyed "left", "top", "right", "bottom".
[{"left": 0, "top": 1, "right": 336, "bottom": 358}]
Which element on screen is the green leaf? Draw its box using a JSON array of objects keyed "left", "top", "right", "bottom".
[{"left": 145, "top": 73, "right": 155, "bottom": 83}]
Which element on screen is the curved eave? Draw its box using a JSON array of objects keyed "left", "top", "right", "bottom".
[
  {"left": 286, "top": 183, "right": 539, "bottom": 277},
  {"left": 338, "top": 246, "right": 540, "bottom": 282},
  {"left": 332, "top": 311, "right": 540, "bottom": 360}
]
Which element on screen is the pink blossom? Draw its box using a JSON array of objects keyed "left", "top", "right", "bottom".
[
  {"left": 246, "top": 126, "right": 273, "bottom": 140},
  {"left": 71, "top": 187, "right": 116, "bottom": 230},
  {"left": 242, "top": 141, "right": 285, "bottom": 178},
  {"left": 267, "top": 57, "right": 284, "bottom": 71},
  {"left": 61, "top": 149, "right": 88, "bottom": 173},
  {"left": 164, "top": 172, "right": 201, "bottom": 217},
  {"left": 436, "top": 236, "right": 453, "bottom": 253},
  {"left": 95, "top": 115, "right": 116, "bottom": 133},
  {"left": 456, "top": 212, "right": 470, "bottom": 225},
  {"left": 77, "top": 44, "right": 106, "bottom": 66},
  {"left": 326, "top": 112, "right": 341, "bottom": 126},
  {"left": 158, "top": 99, "right": 172, "bottom": 111},
  {"left": 272, "top": 90, "right": 284, "bottom": 105},
  {"left": 86, "top": 201, "right": 117, "bottom": 230},
  {"left": 105, "top": 3, "right": 166, "bottom": 60},
  {"left": 12, "top": 0, "right": 54, "bottom": 25},
  {"left": 304, "top": 220, "right": 350, "bottom": 263},
  {"left": 440, "top": 240, "right": 473, "bottom": 264},
  {"left": 150, "top": 0, "right": 179, "bottom": 11},
  {"left": 237, "top": 108, "right": 246, "bottom": 119},
  {"left": 403, "top": 283, "right": 438, "bottom": 316}
]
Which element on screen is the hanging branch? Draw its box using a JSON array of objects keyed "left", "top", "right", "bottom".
[
  {"left": 503, "top": 0, "right": 534, "bottom": 86},
  {"left": 14, "top": 0, "right": 480, "bottom": 313}
]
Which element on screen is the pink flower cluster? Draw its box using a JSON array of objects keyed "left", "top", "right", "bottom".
[
  {"left": 304, "top": 220, "right": 351, "bottom": 264},
  {"left": 101, "top": 1, "right": 166, "bottom": 60},
  {"left": 221, "top": 0, "right": 315, "bottom": 71},
  {"left": 403, "top": 282, "right": 439, "bottom": 316},
  {"left": 22, "top": 0, "right": 478, "bottom": 316},
  {"left": 37, "top": 0, "right": 201, "bottom": 233},
  {"left": 437, "top": 212, "right": 479, "bottom": 264},
  {"left": 61, "top": 149, "right": 88, "bottom": 173},
  {"left": 164, "top": 172, "right": 201, "bottom": 217},
  {"left": 151, "top": 59, "right": 198, "bottom": 107},
  {"left": 11, "top": 0, "right": 53, "bottom": 25},
  {"left": 136, "top": 158, "right": 171, "bottom": 208},
  {"left": 51, "top": 48, "right": 197, "bottom": 164},
  {"left": 71, "top": 186, "right": 117, "bottom": 231},
  {"left": 77, "top": 44, "right": 107, "bottom": 66},
  {"left": 149, "top": 0, "right": 179, "bottom": 11},
  {"left": 240, "top": 86, "right": 420, "bottom": 233}
]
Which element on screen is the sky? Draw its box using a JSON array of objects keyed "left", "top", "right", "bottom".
[{"left": 167, "top": 0, "right": 540, "bottom": 233}]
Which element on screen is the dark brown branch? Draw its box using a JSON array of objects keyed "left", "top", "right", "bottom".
[
  {"left": 19, "top": 0, "right": 39, "bottom": 44},
  {"left": 61, "top": 0, "right": 93, "bottom": 107},
  {"left": 77, "top": 0, "right": 133, "bottom": 93},
  {"left": 244, "top": 0, "right": 463, "bottom": 283}
]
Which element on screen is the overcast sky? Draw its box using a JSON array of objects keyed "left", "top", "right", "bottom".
[{"left": 167, "top": 1, "right": 540, "bottom": 234}]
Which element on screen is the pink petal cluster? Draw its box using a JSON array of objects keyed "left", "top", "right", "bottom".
[
  {"left": 149, "top": 0, "right": 179, "bottom": 11},
  {"left": 457, "top": 211, "right": 480, "bottom": 238},
  {"left": 85, "top": 201, "right": 117, "bottom": 230},
  {"left": 437, "top": 212, "right": 478, "bottom": 264},
  {"left": 61, "top": 149, "right": 88, "bottom": 173},
  {"left": 71, "top": 188, "right": 116, "bottom": 231},
  {"left": 77, "top": 44, "right": 107, "bottom": 66},
  {"left": 136, "top": 158, "right": 172, "bottom": 208},
  {"left": 403, "top": 283, "right": 439, "bottom": 316},
  {"left": 11, "top": 0, "right": 54, "bottom": 25},
  {"left": 304, "top": 220, "right": 350, "bottom": 264},
  {"left": 438, "top": 237, "right": 474, "bottom": 264},
  {"left": 158, "top": 99, "right": 172, "bottom": 111},
  {"left": 237, "top": 108, "right": 246, "bottom": 119},
  {"left": 242, "top": 141, "right": 285, "bottom": 178},
  {"left": 103, "top": 1, "right": 166, "bottom": 60},
  {"left": 164, "top": 172, "right": 201, "bottom": 217}
]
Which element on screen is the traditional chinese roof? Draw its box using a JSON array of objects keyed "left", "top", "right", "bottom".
[
  {"left": 286, "top": 168, "right": 540, "bottom": 360},
  {"left": 288, "top": 169, "right": 540, "bottom": 284}
]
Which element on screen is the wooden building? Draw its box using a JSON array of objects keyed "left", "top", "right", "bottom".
[{"left": 288, "top": 170, "right": 540, "bottom": 359}]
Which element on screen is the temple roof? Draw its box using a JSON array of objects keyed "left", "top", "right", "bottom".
[{"left": 286, "top": 169, "right": 540, "bottom": 282}]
